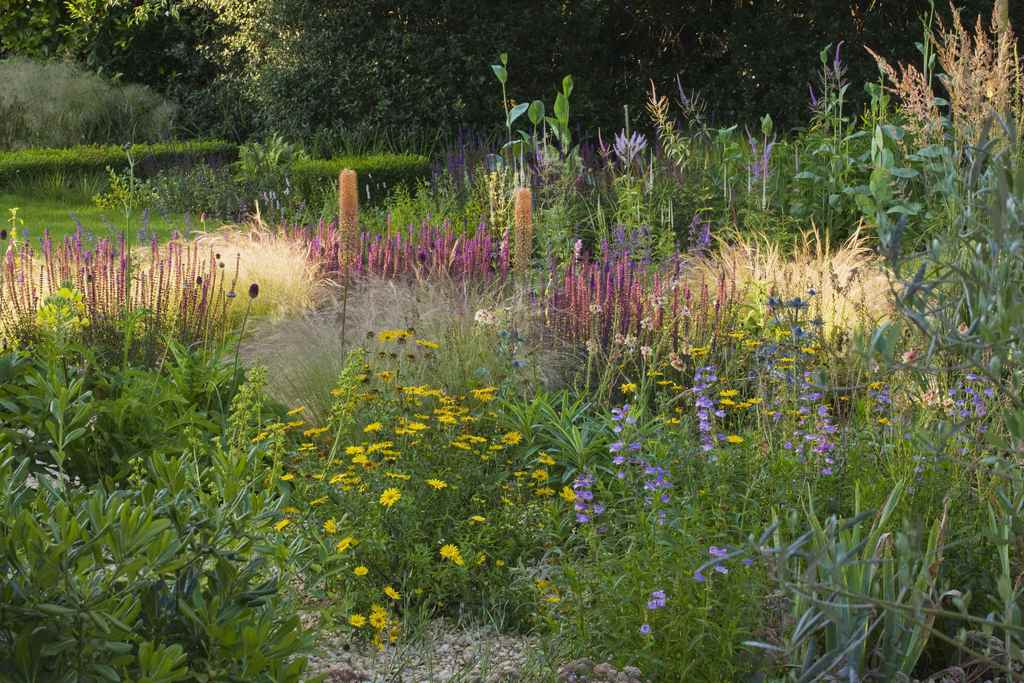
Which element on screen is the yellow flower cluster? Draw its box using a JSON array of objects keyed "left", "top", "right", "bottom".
[
  {"left": 439, "top": 543, "right": 465, "bottom": 566},
  {"left": 377, "top": 329, "right": 413, "bottom": 342}
]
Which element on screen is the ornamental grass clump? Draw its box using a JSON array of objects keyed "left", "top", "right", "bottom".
[
  {"left": 689, "top": 226, "right": 891, "bottom": 336},
  {"left": 245, "top": 273, "right": 567, "bottom": 421},
  {"left": 197, "top": 226, "right": 320, "bottom": 323},
  {"left": 867, "top": 1, "right": 1023, "bottom": 147}
]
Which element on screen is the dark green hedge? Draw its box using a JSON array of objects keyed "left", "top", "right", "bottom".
[
  {"left": 176, "top": 0, "right": 1018, "bottom": 143},
  {"left": 290, "top": 154, "right": 431, "bottom": 205},
  {"left": 0, "top": 139, "right": 238, "bottom": 186},
  {"left": 3, "top": 1, "right": 1019, "bottom": 142}
]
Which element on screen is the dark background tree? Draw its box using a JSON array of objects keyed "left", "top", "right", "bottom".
[{"left": 1, "top": 0, "right": 1019, "bottom": 145}]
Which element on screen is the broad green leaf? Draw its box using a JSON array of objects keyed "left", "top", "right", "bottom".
[
  {"left": 528, "top": 100, "right": 545, "bottom": 126},
  {"left": 507, "top": 102, "right": 529, "bottom": 126}
]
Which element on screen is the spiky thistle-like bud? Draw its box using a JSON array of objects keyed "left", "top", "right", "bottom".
[
  {"left": 338, "top": 169, "right": 359, "bottom": 280},
  {"left": 513, "top": 187, "right": 533, "bottom": 277}
]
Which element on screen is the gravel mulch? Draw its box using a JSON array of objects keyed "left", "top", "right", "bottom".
[{"left": 306, "top": 619, "right": 545, "bottom": 683}]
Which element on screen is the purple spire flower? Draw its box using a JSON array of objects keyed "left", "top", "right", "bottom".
[{"left": 613, "top": 129, "right": 648, "bottom": 167}]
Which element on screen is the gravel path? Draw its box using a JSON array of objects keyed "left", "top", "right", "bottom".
[
  {"left": 304, "top": 616, "right": 650, "bottom": 683},
  {"left": 306, "top": 619, "right": 546, "bottom": 682}
]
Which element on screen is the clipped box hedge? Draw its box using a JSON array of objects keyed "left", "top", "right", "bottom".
[
  {"left": 0, "top": 139, "right": 238, "bottom": 186},
  {"left": 291, "top": 154, "right": 431, "bottom": 205}
]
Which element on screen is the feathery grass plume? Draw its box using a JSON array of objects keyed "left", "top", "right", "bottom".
[
  {"left": 864, "top": 44, "right": 944, "bottom": 145},
  {"left": 196, "top": 226, "right": 320, "bottom": 323},
  {"left": 338, "top": 169, "right": 359, "bottom": 278},
  {"left": 932, "top": 1, "right": 1021, "bottom": 145},
  {"left": 867, "top": 2, "right": 1022, "bottom": 147},
  {"left": 513, "top": 187, "right": 533, "bottom": 277},
  {"left": 646, "top": 80, "right": 688, "bottom": 171},
  {"left": 689, "top": 224, "right": 891, "bottom": 336}
]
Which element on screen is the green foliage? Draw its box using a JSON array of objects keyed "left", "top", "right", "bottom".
[
  {"left": 745, "top": 483, "right": 950, "bottom": 681},
  {"left": 0, "top": 2, "right": 226, "bottom": 137},
  {"left": 0, "top": 58, "right": 176, "bottom": 150},
  {"left": 186, "top": 0, "right": 610, "bottom": 145},
  {"left": 290, "top": 154, "right": 431, "bottom": 209},
  {"left": 0, "top": 139, "right": 238, "bottom": 188},
  {"left": 91, "top": 148, "right": 158, "bottom": 225},
  {"left": 3, "top": 5, "right": 1024, "bottom": 680},
  {"left": 0, "top": 363, "right": 311, "bottom": 681},
  {"left": 0, "top": 340, "right": 238, "bottom": 485},
  {"left": 0, "top": 455, "right": 309, "bottom": 682},
  {"left": 1, "top": 0, "right": 1005, "bottom": 144},
  {"left": 0, "top": 0, "right": 68, "bottom": 58},
  {"left": 873, "top": 114, "right": 1024, "bottom": 443},
  {"left": 148, "top": 162, "right": 249, "bottom": 220},
  {"left": 235, "top": 133, "right": 308, "bottom": 186},
  {"left": 123, "top": 149, "right": 430, "bottom": 223}
]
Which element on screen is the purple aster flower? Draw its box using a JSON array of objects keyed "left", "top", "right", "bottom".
[{"left": 647, "top": 590, "right": 667, "bottom": 610}]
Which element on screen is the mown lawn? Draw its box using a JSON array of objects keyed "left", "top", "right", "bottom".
[{"left": 1, "top": 191, "right": 197, "bottom": 243}]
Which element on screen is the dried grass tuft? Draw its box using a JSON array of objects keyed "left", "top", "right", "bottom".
[
  {"left": 867, "top": 1, "right": 1022, "bottom": 147},
  {"left": 244, "top": 275, "right": 571, "bottom": 422},
  {"left": 196, "top": 225, "right": 322, "bottom": 323},
  {"left": 689, "top": 224, "right": 892, "bottom": 334}
]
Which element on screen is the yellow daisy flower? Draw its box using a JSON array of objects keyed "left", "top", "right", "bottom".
[
  {"left": 379, "top": 487, "right": 402, "bottom": 507},
  {"left": 440, "top": 543, "right": 465, "bottom": 566}
]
